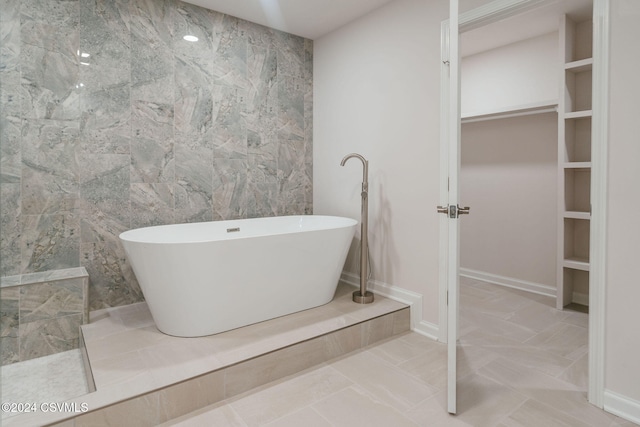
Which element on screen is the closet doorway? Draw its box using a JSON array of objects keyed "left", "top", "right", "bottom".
[{"left": 439, "top": 0, "right": 608, "bottom": 413}]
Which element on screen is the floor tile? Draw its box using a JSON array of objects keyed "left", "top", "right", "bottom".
[
  {"left": 524, "top": 322, "right": 588, "bottom": 361},
  {"left": 329, "top": 348, "right": 439, "bottom": 411},
  {"left": 500, "top": 398, "right": 592, "bottom": 427},
  {"left": 557, "top": 352, "right": 588, "bottom": 389},
  {"left": 404, "top": 392, "right": 476, "bottom": 427},
  {"left": 160, "top": 402, "right": 247, "bottom": 427},
  {"left": 312, "top": 386, "right": 420, "bottom": 427},
  {"left": 228, "top": 365, "right": 352, "bottom": 427},
  {"left": 165, "top": 279, "right": 638, "bottom": 427},
  {"left": 263, "top": 407, "right": 332, "bottom": 427},
  {"left": 455, "top": 372, "right": 529, "bottom": 427}
]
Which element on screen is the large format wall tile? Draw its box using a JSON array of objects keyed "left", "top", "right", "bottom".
[
  {"left": 21, "top": 119, "right": 80, "bottom": 215},
  {"left": 0, "top": 71, "right": 21, "bottom": 185},
  {"left": 20, "top": 21, "right": 80, "bottom": 121},
  {"left": 1, "top": 268, "right": 89, "bottom": 365},
  {"left": 19, "top": 280, "right": 84, "bottom": 323},
  {"left": 0, "top": 287, "right": 20, "bottom": 364},
  {"left": 0, "top": 184, "right": 21, "bottom": 276},
  {"left": 174, "top": 143, "right": 214, "bottom": 223},
  {"left": 78, "top": 0, "right": 131, "bottom": 155},
  {"left": 0, "top": 0, "right": 313, "bottom": 310},
  {"left": 19, "top": 313, "right": 83, "bottom": 361},
  {"left": 21, "top": 213, "right": 80, "bottom": 273}
]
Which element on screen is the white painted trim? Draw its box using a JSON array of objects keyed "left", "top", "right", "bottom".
[
  {"left": 340, "top": 272, "right": 423, "bottom": 333},
  {"left": 589, "top": 0, "right": 609, "bottom": 409},
  {"left": 340, "top": 272, "right": 441, "bottom": 342},
  {"left": 414, "top": 320, "right": 440, "bottom": 341},
  {"left": 604, "top": 390, "right": 640, "bottom": 425},
  {"left": 460, "top": 268, "right": 556, "bottom": 297},
  {"left": 459, "top": 0, "right": 556, "bottom": 32},
  {"left": 438, "top": 19, "right": 451, "bottom": 345}
]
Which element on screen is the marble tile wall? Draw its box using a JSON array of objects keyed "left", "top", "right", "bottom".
[
  {"left": 0, "top": 0, "right": 313, "bottom": 310},
  {"left": 0, "top": 268, "right": 89, "bottom": 365}
]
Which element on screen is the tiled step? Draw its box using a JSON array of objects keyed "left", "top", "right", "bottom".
[{"left": 7, "top": 283, "right": 408, "bottom": 426}]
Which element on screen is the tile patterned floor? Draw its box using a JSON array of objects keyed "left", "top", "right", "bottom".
[{"left": 163, "top": 278, "right": 638, "bottom": 427}]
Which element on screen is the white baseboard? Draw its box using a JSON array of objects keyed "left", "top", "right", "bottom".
[
  {"left": 414, "top": 320, "right": 440, "bottom": 341},
  {"left": 340, "top": 272, "right": 438, "bottom": 340},
  {"left": 460, "top": 268, "right": 556, "bottom": 298},
  {"left": 604, "top": 389, "right": 640, "bottom": 425}
]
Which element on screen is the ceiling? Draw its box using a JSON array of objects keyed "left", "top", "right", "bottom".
[
  {"left": 181, "top": 0, "right": 593, "bottom": 49},
  {"left": 181, "top": 0, "right": 396, "bottom": 40}
]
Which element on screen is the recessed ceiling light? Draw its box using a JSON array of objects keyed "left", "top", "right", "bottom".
[{"left": 183, "top": 35, "right": 198, "bottom": 42}]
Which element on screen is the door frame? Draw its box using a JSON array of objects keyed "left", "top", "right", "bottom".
[{"left": 438, "top": 0, "right": 609, "bottom": 408}]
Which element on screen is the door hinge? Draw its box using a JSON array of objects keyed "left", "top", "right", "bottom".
[{"left": 446, "top": 290, "right": 449, "bottom": 306}]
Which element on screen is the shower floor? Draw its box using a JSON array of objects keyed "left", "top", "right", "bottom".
[{"left": 0, "top": 349, "right": 89, "bottom": 421}]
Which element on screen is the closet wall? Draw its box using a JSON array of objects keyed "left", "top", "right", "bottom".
[
  {"left": 462, "top": 32, "right": 558, "bottom": 116},
  {"left": 460, "top": 32, "right": 560, "bottom": 294}
]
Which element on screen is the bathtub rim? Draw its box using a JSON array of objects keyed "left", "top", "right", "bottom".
[{"left": 118, "top": 215, "right": 358, "bottom": 245}]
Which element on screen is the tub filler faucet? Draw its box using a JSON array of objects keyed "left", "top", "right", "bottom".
[{"left": 340, "top": 153, "right": 374, "bottom": 304}]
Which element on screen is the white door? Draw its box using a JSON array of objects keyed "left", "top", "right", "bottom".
[{"left": 444, "top": 0, "right": 462, "bottom": 415}]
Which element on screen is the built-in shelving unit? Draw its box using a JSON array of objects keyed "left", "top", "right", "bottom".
[{"left": 557, "top": 15, "right": 593, "bottom": 309}]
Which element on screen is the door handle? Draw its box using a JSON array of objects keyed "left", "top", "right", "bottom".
[{"left": 437, "top": 205, "right": 470, "bottom": 218}]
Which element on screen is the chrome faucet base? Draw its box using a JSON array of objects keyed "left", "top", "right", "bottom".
[{"left": 352, "top": 290, "right": 374, "bottom": 304}]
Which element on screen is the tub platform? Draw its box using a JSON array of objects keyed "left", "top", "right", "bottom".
[{"left": 5, "top": 282, "right": 409, "bottom": 426}]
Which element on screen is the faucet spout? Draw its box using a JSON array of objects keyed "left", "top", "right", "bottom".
[{"left": 340, "top": 153, "right": 368, "bottom": 192}]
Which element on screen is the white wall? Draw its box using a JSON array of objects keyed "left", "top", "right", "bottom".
[
  {"left": 460, "top": 113, "right": 557, "bottom": 291},
  {"left": 313, "top": 0, "right": 447, "bottom": 326},
  {"left": 461, "top": 32, "right": 559, "bottom": 115},
  {"left": 605, "top": 0, "right": 640, "bottom": 416}
]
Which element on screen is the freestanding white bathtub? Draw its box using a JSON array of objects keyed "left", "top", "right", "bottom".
[{"left": 119, "top": 215, "right": 357, "bottom": 337}]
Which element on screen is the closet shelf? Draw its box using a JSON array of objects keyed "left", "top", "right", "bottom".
[
  {"left": 462, "top": 100, "right": 557, "bottom": 123},
  {"left": 564, "top": 110, "right": 592, "bottom": 119},
  {"left": 563, "top": 161, "right": 592, "bottom": 169},
  {"left": 564, "top": 257, "right": 590, "bottom": 271},
  {"left": 565, "top": 58, "right": 593, "bottom": 73},
  {"left": 564, "top": 211, "right": 591, "bottom": 220}
]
